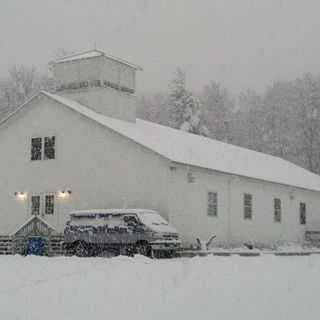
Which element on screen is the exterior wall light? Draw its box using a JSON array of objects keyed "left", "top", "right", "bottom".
[
  {"left": 58, "top": 190, "right": 72, "bottom": 198},
  {"left": 14, "top": 192, "right": 27, "bottom": 200}
]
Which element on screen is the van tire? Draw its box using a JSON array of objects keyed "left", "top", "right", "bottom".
[
  {"left": 74, "top": 241, "right": 89, "bottom": 257},
  {"left": 135, "top": 241, "right": 152, "bottom": 257}
]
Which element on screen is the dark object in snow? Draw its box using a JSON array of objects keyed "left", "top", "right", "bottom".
[
  {"left": 196, "top": 235, "right": 216, "bottom": 251},
  {"left": 27, "top": 236, "right": 44, "bottom": 256},
  {"left": 244, "top": 243, "right": 254, "bottom": 250}
]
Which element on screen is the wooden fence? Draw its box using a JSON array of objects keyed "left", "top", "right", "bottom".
[
  {"left": 0, "top": 234, "right": 65, "bottom": 256},
  {"left": 0, "top": 236, "right": 12, "bottom": 255}
]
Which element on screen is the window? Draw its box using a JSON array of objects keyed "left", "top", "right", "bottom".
[
  {"left": 31, "top": 195, "right": 40, "bottom": 215},
  {"left": 31, "top": 138, "right": 42, "bottom": 161},
  {"left": 244, "top": 193, "right": 252, "bottom": 220},
  {"left": 207, "top": 192, "right": 218, "bottom": 217},
  {"left": 300, "top": 202, "right": 306, "bottom": 225},
  {"left": 274, "top": 198, "right": 281, "bottom": 223},
  {"left": 44, "top": 136, "right": 55, "bottom": 160},
  {"left": 31, "top": 194, "right": 55, "bottom": 215},
  {"left": 45, "top": 195, "right": 55, "bottom": 215},
  {"left": 31, "top": 136, "right": 55, "bottom": 161}
]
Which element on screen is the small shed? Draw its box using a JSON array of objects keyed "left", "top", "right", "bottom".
[{"left": 10, "top": 216, "right": 64, "bottom": 256}]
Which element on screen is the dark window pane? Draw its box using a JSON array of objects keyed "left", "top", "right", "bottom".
[
  {"left": 274, "top": 198, "right": 281, "bottom": 223},
  {"left": 45, "top": 195, "right": 54, "bottom": 215},
  {"left": 31, "top": 138, "right": 42, "bottom": 161},
  {"left": 300, "top": 203, "right": 306, "bottom": 225},
  {"left": 207, "top": 192, "right": 218, "bottom": 216},
  {"left": 44, "top": 136, "right": 55, "bottom": 160},
  {"left": 244, "top": 193, "right": 252, "bottom": 220},
  {"left": 31, "top": 196, "right": 40, "bottom": 215}
]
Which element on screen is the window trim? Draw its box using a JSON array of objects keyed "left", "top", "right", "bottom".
[
  {"left": 207, "top": 191, "right": 218, "bottom": 217},
  {"left": 243, "top": 193, "right": 253, "bottom": 220}
]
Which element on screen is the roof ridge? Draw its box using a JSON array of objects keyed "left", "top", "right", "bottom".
[
  {"left": 0, "top": 91, "right": 43, "bottom": 127},
  {"left": 52, "top": 49, "right": 142, "bottom": 70},
  {"left": 52, "top": 49, "right": 103, "bottom": 63}
]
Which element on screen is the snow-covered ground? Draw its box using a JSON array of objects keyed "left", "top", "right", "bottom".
[{"left": 0, "top": 254, "right": 319, "bottom": 320}]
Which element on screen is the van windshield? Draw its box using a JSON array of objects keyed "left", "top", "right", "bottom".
[{"left": 137, "top": 212, "right": 168, "bottom": 226}]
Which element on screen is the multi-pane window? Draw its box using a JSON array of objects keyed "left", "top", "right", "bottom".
[
  {"left": 31, "top": 136, "right": 55, "bottom": 161},
  {"left": 44, "top": 136, "right": 55, "bottom": 160},
  {"left": 45, "top": 195, "right": 55, "bottom": 215},
  {"left": 274, "top": 198, "right": 281, "bottom": 223},
  {"left": 207, "top": 192, "right": 218, "bottom": 217},
  {"left": 300, "top": 202, "right": 306, "bottom": 225},
  {"left": 31, "top": 194, "right": 55, "bottom": 215},
  {"left": 244, "top": 193, "right": 253, "bottom": 220},
  {"left": 31, "top": 195, "right": 41, "bottom": 215},
  {"left": 31, "top": 138, "right": 42, "bottom": 161}
]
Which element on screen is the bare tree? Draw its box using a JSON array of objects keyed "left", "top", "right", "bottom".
[
  {"left": 294, "top": 74, "right": 320, "bottom": 172},
  {"left": 0, "top": 64, "right": 53, "bottom": 118},
  {"left": 201, "top": 81, "right": 234, "bottom": 142}
]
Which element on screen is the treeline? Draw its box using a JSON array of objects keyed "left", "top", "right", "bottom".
[
  {"left": 138, "top": 70, "right": 320, "bottom": 174},
  {"left": 1, "top": 65, "right": 320, "bottom": 174},
  {"left": 0, "top": 65, "right": 54, "bottom": 118}
]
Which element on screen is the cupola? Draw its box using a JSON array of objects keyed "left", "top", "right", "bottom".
[{"left": 51, "top": 49, "right": 142, "bottom": 122}]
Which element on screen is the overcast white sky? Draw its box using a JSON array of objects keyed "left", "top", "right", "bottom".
[{"left": 1, "top": 0, "right": 320, "bottom": 95}]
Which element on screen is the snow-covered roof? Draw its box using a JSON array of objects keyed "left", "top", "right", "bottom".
[
  {"left": 2, "top": 90, "right": 320, "bottom": 192},
  {"left": 53, "top": 49, "right": 142, "bottom": 70},
  {"left": 10, "top": 215, "right": 56, "bottom": 236},
  {"left": 40, "top": 92, "right": 320, "bottom": 192}
]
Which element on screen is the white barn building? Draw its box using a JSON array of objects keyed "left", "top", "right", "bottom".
[{"left": 1, "top": 49, "right": 320, "bottom": 248}]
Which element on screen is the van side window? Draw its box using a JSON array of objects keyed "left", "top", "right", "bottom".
[{"left": 124, "top": 215, "right": 139, "bottom": 227}]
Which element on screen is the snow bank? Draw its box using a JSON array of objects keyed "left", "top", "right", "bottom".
[{"left": 0, "top": 255, "right": 319, "bottom": 319}]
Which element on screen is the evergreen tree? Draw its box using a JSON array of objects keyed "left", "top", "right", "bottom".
[{"left": 169, "top": 68, "right": 208, "bottom": 136}]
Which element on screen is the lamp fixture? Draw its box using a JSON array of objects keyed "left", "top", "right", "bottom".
[
  {"left": 14, "top": 192, "right": 27, "bottom": 200},
  {"left": 58, "top": 190, "right": 72, "bottom": 198}
]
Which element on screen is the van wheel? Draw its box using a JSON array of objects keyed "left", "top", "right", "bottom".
[
  {"left": 74, "top": 241, "right": 89, "bottom": 257},
  {"left": 135, "top": 242, "right": 152, "bottom": 257}
]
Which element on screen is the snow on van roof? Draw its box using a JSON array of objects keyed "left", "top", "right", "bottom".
[
  {"left": 70, "top": 209, "right": 156, "bottom": 216},
  {"left": 41, "top": 91, "right": 320, "bottom": 192},
  {"left": 53, "top": 49, "right": 142, "bottom": 70}
]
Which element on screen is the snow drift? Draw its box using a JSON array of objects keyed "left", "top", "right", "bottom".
[{"left": 0, "top": 254, "right": 319, "bottom": 319}]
